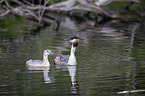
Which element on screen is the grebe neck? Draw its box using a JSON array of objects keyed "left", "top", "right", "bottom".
[
  {"left": 43, "top": 54, "right": 50, "bottom": 65},
  {"left": 67, "top": 45, "right": 77, "bottom": 65},
  {"left": 70, "top": 45, "right": 76, "bottom": 55}
]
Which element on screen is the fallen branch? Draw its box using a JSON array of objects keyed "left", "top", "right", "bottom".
[
  {"left": 0, "top": 0, "right": 5, "bottom": 4},
  {"left": 0, "top": 9, "right": 10, "bottom": 16},
  {"left": 0, "top": 0, "right": 143, "bottom": 25},
  {"left": 0, "top": 5, "right": 10, "bottom": 16}
]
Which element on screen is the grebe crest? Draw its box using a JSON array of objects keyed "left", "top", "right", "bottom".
[
  {"left": 26, "top": 49, "right": 53, "bottom": 67},
  {"left": 69, "top": 36, "right": 79, "bottom": 47}
]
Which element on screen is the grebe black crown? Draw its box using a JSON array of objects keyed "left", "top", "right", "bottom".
[{"left": 69, "top": 36, "right": 79, "bottom": 47}]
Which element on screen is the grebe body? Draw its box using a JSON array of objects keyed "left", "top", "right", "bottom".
[{"left": 26, "top": 49, "right": 53, "bottom": 67}]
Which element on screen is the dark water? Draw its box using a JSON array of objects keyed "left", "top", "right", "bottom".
[{"left": 0, "top": 15, "right": 145, "bottom": 96}]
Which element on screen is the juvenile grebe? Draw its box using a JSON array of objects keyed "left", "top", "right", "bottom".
[
  {"left": 26, "top": 49, "right": 53, "bottom": 67},
  {"left": 54, "top": 36, "right": 79, "bottom": 65}
]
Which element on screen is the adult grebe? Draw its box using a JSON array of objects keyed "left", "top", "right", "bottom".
[
  {"left": 67, "top": 36, "right": 79, "bottom": 65},
  {"left": 54, "top": 36, "right": 79, "bottom": 66},
  {"left": 26, "top": 49, "right": 53, "bottom": 67}
]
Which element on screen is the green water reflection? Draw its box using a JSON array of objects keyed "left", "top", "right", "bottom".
[{"left": 0, "top": 15, "right": 145, "bottom": 96}]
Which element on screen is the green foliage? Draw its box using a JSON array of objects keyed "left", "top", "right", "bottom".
[
  {"left": 140, "top": 0, "right": 145, "bottom": 4},
  {"left": 101, "top": 2, "right": 126, "bottom": 10},
  {"left": 129, "top": 3, "right": 143, "bottom": 11},
  {"left": 100, "top": 1, "right": 145, "bottom": 12},
  {"left": 47, "top": 0, "right": 66, "bottom": 6}
]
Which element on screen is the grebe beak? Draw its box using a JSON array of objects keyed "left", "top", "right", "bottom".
[{"left": 64, "top": 38, "right": 70, "bottom": 41}]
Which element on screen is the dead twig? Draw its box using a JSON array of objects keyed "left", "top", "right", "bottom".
[
  {"left": 4, "top": 0, "right": 13, "bottom": 9},
  {"left": 0, "top": 5, "right": 10, "bottom": 16},
  {"left": 0, "top": 9, "right": 10, "bottom": 16},
  {"left": 0, "top": 0, "right": 5, "bottom": 4},
  {"left": 38, "top": 0, "right": 50, "bottom": 24}
]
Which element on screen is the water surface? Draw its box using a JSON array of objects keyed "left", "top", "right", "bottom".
[{"left": 0, "top": 15, "right": 145, "bottom": 96}]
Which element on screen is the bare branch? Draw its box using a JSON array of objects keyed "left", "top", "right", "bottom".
[
  {"left": 10, "top": 0, "right": 26, "bottom": 7},
  {"left": 0, "top": 10, "right": 10, "bottom": 16},
  {"left": 0, "top": 0, "right": 5, "bottom": 4},
  {"left": 4, "top": 0, "right": 13, "bottom": 9},
  {"left": 26, "top": 5, "right": 50, "bottom": 10},
  {"left": 23, "top": 0, "right": 34, "bottom": 6},
  {"left": 49, "top": 0, "right": 76, "bottom": 8},
  {"left": 0, "top": 5, "right": 10, "bottom": 16},
  {"left": 38, "top": 0, "right": 50, "bottom": 24}
]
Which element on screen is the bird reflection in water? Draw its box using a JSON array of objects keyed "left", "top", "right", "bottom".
[
  {"left": 67, "top": 65, "right": 80, "bottom": 95},
  {"left": 27, "top": 66, "right": 53, "bottom": 83}
]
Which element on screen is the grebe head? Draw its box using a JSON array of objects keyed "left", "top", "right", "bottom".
[
  {"left": 44, "top": 49, "right": 53, "bottom": 55},
  {"left": 68, "top": 36, "right": 79, "bottom": 47}
]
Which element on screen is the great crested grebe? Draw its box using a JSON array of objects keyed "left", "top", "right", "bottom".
[
  {"left": 26, "top": 49, "right": 53, "bottom": 67},
  {"left": 54, "top": 36, "right": 79, "bottom": 66},
  {"left": 67, "top": 36, "right": 79, "bottom": 65}
]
